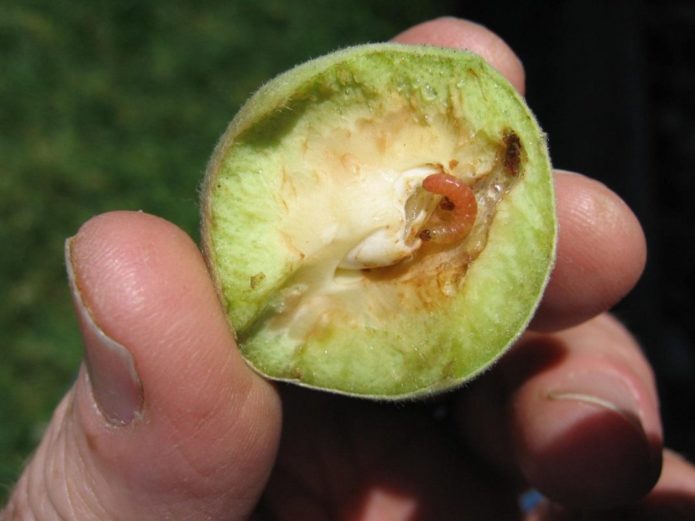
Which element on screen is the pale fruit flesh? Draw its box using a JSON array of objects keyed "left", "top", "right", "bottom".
[{"left": 201, "top": 44, "right": 556, "bottom": 399}]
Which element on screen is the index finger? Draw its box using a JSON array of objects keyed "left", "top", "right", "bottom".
[{"left": 531, "top": 171, "right": 646, "bottom": 331}]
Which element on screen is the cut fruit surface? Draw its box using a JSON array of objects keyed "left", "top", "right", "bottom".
[{"left": 201, "top": 43, "right": 556, "bottom": 399}]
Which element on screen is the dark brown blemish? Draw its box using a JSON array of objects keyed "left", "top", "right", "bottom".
[
  {"left": 503, "top": 129, "right": 522, "bottom": 176},
  {"left": 250, "top": 272, "right": 266, "bottom": 289}
]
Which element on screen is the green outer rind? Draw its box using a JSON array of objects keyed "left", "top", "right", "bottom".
[{"left": 201, "top": 43, "right": 557, "bottom": 400}]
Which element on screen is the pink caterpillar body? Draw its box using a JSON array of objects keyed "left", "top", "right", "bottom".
[{"left": 418, "top": 173, "right": 478, "bottom": 245}]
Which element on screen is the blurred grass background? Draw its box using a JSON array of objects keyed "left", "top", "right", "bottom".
[{"left": 0, "top": 0, "right": 458, "bottom": 500}]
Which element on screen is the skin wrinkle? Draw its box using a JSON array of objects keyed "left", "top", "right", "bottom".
[
  {"left": 64, "top": 385, "right": 121, "bottom": 521},
  {"left": 175, "top": 348, "right": 274, "bottom": 506},
  {"left": 569, "top": 179, "right": 640, "bottom": 269},
  {"left": 229, "top": 388, "right": 282, "bottom": 502},
  {"left": 21, "top": 396, "right": 103, "bottom": 521},
  {"left": 57, "top": 405, "right": 82, "bottom": 521},
  {"left": 150, "top": 311, "right": 229, "bottom": 383},
  {"left": 99, "top": 434, "right": 226, "bottom": 521},
  {"left": 90, "top": 243, "right": 149, "bottom": 318},
  {"left": 37, "top": 401, "right": 72, "bottom": 521},
  {"left": 25, "top": 439, "right": 50, "bottom": 520},
  {"left": 567, "top": 217, "right": 605, "bottom": 275},
  {"left": 570, "top": 193, "right": 623, "bottom": 261},
  {"left": 163, "top": 364, "right": 251, "bottom": 472},
  {"left": 21, "top": 430, "right": 44, "bottom": 519},
  {"left": 162, "top": 402, "right": 235, "bottom": 488},
  {"left": 75, "top": 228, "right": 169, "bottom": 337},
  {"left": 148, "top": 385, "right": 269, "bottom": 519}
]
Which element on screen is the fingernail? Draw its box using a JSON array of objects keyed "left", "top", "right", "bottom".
[
  {"left": 542, "top": 371, "right": 661, "bottom": 506},
  {"left": 546, "top": 371, "right": 644, "bottom": 434},
  {"left": 66, "top": 237, "right": 143, "bottom": 426}
]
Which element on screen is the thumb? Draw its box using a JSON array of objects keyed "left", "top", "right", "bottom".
[{"left": 4, "top": 212, "right": 281, "bottom": 521}]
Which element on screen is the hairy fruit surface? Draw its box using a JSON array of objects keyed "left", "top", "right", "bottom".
[{"left": 201, "top": 44, "right": 556, "bottom": 399}]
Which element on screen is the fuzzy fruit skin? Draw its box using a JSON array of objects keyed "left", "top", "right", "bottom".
[{"left": 201, "top": 43, "right": 556, "bottom": 400}]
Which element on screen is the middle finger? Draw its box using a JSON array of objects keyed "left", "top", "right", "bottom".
[{"left": 455, "top": 314, "right": 662, "bottom": 508}]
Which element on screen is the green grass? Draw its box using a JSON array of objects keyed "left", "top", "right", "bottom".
[{"left": 0, "top": 0, "right": 457, "bottom": 503}]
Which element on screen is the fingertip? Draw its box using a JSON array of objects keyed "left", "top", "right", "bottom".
[
  {"left": 513, "top": 383, "right": 662, "bottom": 508},
  {"left": 509, "top": 317, "right": 662, "bottom": 508},
  {"left": 392, "top": 17, "right": 526, "bottom": 94},
  {"left": 532, "top": 171, "right": 647, "bottom": 331}
]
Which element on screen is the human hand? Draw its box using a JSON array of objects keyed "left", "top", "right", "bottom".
[{"left": 4, "top": 17, "right": 694, "bottom": 521}]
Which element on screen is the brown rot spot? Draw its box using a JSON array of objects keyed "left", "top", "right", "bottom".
[
  {"left": 448, "top": 159, "right": 459, "bottom": 169},
  {"left": 250, "top": 272, "right": 266, "bottom": 289},
  {"left": 503, "top": 130, "right": 522, "bottom": 176}
]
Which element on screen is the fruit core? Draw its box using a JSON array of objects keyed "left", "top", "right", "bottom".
[
  {"left": 253, "top": 124, "right": 523, "bottom": 343},
  {"left": 339, "top": 164, "right": 480, "bottom": 271}
]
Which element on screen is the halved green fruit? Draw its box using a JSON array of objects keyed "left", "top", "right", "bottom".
[{"left": 201, "top": 43, "right": 556, "bottom": 399}]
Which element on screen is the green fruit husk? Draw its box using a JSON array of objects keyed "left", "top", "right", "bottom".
[{"left": 201, "top": 43, "right": 556, "bottom": 399}]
